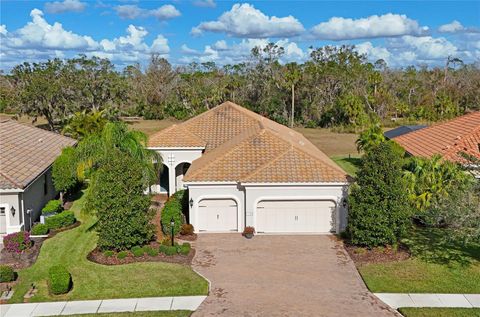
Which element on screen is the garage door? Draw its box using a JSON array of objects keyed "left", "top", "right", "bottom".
[
  {"left": 198, "top": 199, "right": 238, "bottom": 232},
  {"left": 256, "top": 200, "right": 335, "bottom": 233}
]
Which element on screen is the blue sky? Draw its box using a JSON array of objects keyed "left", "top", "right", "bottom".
[{"left": 1, "top": 0, "right": 479, "bottom": 70}]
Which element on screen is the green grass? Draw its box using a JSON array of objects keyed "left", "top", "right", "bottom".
[
  {"left": 10, "top": 191, "right": 208, "bottom": 303},
  {"left": 51, "top": 311, "right": 192, "bottom": 317},
  {"left": 359, "top": 227, "right": 480, "bottom": 293},
  {"left": 331, "top": 155, "right": 361, "bottom": 176},
  {"left": 399, "top": 308, "right": 480, "bottom": 317}
]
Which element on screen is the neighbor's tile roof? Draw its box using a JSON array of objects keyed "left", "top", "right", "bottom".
[
  {"left": 149, "top": 101, "right": 348, "bottom": 184},
  {"left": 0, "top": 120, "right": 76, "bottom": 190},
  {"left": 394, "top": 111, "right": 480, "bottom": 163}
]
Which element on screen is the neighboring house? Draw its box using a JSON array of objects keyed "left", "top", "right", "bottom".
[
  {"left": 384, "top": 125, "right": 427, "bottom": 140},
  {"left": 0, "top": 120, "right": 76, "bottom": 234},
  {"left": 393, "top": 111, "right": 480, "bottom": 165},
  {"left": 148, "top": 101, "right": 349, "bottom": 234}
]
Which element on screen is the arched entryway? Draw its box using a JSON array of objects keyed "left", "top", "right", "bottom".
[
  {"left": 159, "top": 164, "right": 170, "bottom": 194},
  {"left": 175, "top": 162, "right": 191, "bottom": 192}
]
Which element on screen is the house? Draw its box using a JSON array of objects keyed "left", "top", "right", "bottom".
[
  {"left": 148, "top": 101, "right": 349, "bottom": 234},
  {"left": 393, "top": 111, "right": 480, "bottom": 164},
  {"left": 383, "top": 125, "right": 427, "bottom": 140},
  {"left": 0, "top": 120, "right": 76, "bottom": 234}
]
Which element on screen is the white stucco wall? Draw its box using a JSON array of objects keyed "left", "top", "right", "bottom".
[
  {"left": 0, "top": 192, "right": 23, "bottom": 233},
  {"left": 188, "top": 184, "right": 245, "bottom": 232},
  {"left": 148, "top": 148, "right": 203, "bottom": 195},
  {"left": 243, "top": 184, "right": 349, "bottom": 233}
]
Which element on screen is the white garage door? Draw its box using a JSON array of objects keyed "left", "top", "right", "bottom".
[
  {"left": 198, "top": 199, "right": 238, "bottom": 232},
  {"left": 256, "top": 200, "right": 336, "bottom": 233}
]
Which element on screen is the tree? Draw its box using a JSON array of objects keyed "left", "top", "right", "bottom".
[
  {"left": 75, "top": 121, "right": 161, "bottom": 186},
  {"left": 62, "top": 110, "right": 108, "bottom": 140},
  {"left": 355, "top": 123, "right": 385, "bottom": 153},
  {"left": 85, "top": 152, "right": 154, "bottom": 250},
  {"left": 52, "top": 147, "right": 78, "bottom": 203},
  {"left": 347, "top": 142, "right": 412, "bottom": 247}
]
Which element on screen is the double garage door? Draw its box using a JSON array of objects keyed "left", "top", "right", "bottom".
[
  {"left": 256, "top": 200, "right": 336, "bottom": 234},
  {"left": 197, "top": 198, "right": 336, "bottom": 233}
]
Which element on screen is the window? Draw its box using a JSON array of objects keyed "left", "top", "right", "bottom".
[
  {"left": 0, "top": 207, "right": 5, "bottom": 215},
  {"left": 44, "top": 173, "right": 48, "bottom": 195}
]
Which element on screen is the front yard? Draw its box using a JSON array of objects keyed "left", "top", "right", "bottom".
[
  {"left": 9, "top": 191, "right": 208, "bottom": 303},
  {"left": 358, "top": 227, "right": 480, "bottom": 294},
  {"left": 399, "top": 308, "right": 480, "bottom": 317}
]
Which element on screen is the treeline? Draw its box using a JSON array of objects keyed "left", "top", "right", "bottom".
[{"left": 1, "top": 44, "right": 479, "bottom": 131}]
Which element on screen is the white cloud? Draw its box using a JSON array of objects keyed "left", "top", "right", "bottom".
[
  {"left": 438, "top": 20, "right": 464, "bottom": 33},
  {"left": 191, "top": 3, "right": 304, "bottom": 38},
  {"left": 114, "top": 4, "right": 180, "bottom": 20},
  {"left": 44, "top": 0, "right": 86, "bottom": 14},
  {"left": 0, "top": 9, "right": 169, "bottom": 69},
  {"left": 355, "top": 42, "right": 392, "bottom": 64},
  {"left": 193, "top": 0, "right": 216, "bottom": 8},
  {"left": 179, "top": 38, "right": 305, "bottom": 65},
  {"left": 393, "top": 35, "right": 457, "bottom": 59},
  {"left": 311, "top": 13, "right": 428, "bottom": 40}
]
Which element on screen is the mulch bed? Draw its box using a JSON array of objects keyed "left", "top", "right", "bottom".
[
  {"left": 87, "top": 241, "right": 195, "bottom": 266},
  {"left": 0, "top": 221, "right": 81, "bottom": 270},
  {"left": 177, "top": 233, "right": 197, "bottom": 241},
  {"left": 345, "top": 243, "right": 410, "bottom": 267}
]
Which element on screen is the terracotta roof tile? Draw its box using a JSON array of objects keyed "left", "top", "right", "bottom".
[
  {"left": 150, "top": 101, "right": 348, "bottom": 184},
  {"left": 0, "top": 120, "right": 76, "bottom": 189},
  {"left": 394, "top": 112, "right": 480, "bottom": 163}
]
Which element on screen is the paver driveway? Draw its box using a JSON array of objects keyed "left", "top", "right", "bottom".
[{"left": 192, "top": 234, "right": 398, "bottom": 317}]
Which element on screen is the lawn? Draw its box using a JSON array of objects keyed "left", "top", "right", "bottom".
[
  {"left": 359, "top": 227, "right": 480, "bottom": 293},
  {"left": 52, "top": 312, "right": 192, "bottom": 317},
  {"left": 9, "top": 191, "right": 208, "bottom": 303},
  {"left": 399, "top": 308, "right": 480, "bottom": 317},
  {"left": 331, "top": 155, "right": 361, "bottom": 176}
]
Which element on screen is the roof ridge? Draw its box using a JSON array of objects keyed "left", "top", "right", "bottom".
[
  {"left": 240, "top": 145, "right": 293, "bottom": 182},
  {"left": 184, "top": 126, "right": 265, "bottom": 181},
  {"left": 443, "top": 123, "right": 480, "bottom": 159}
]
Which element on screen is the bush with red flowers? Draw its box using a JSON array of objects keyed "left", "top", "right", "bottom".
[{"left": 3, "top": 231, "right": 32, "bottom": 254}]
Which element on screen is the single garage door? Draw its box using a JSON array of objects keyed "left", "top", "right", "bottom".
[
  {"left": 198, "top": 199, "right": 238, "bottom": 232},
  {"left": 256, "top": 200, "right": 336, "bottom": 233}
]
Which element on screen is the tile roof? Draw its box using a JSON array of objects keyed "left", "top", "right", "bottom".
[
  {"left": 149, "top": 101, "right": 348, "bottom": 184},
  {"left": 394, "top": 112, "right": 480, "bottom": 163},
  {"left": 0, "top": 120, "right": 76, "bottom": 190}
]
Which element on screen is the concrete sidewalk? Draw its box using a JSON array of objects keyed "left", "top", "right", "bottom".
[
  {"left": 0, "top": 295, "right": 206, "bottom": 317},
  {"left": 375, "top": 293, "right": 480, "bottom": 309}
]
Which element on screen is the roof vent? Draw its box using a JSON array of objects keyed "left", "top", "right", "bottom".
[{"left": 38, "top": 138, "right": 44, "bottom": 143}]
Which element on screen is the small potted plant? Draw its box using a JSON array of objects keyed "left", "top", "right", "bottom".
[{"left": 242, "top": 226, "right": 255, "bottom": 239}]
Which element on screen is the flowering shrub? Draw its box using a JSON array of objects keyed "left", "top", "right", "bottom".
[{"left": 3, "top": 231, "right": 32, "bottom": 253}]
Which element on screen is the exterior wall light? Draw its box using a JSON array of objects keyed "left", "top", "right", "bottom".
[{"left": 10, "top": 206, "right": 15, "bottom": 217}]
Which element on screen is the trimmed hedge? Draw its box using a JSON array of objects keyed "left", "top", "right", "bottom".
[
  {"left": 163, "top": 245, "right": 178, "bottom": 256},
  {"left": 161, "top": 198, "right": 183, "bottom": 236},
  {"left": 31, "top": 223, "right": 49, "bottom": 235},
  {"left": 45, "top": 211, "right": 76, "bottom": 230},
  {"left": 48, "top": 265, "right": 72, "bottom": 295},
  {"left": 42, "top": 199, "right": 63, "bottom": 214},
  {"left": 131, "top": 246, "right": 145, "bottom": 257},
  {"left": 0, "top": 265, "right": 15, "bottom": 282},
  {"left": 144, "top": 245, "right": 159, "bottom": 257},
  {"left": 117, "top": 251, "right": 129, "bottom": 259},
  {"left": 103, "top": 250, "right": 114, "bottom": 257},
  {"left": 179, "top": 242, "right": 191, "bottom": 255}
]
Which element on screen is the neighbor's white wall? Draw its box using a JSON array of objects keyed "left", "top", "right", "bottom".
[
  {"left": 0, "top": 192, "right": 23, "bottom": 233},
  {"left": 244, "top": 185, "right": 349, "bottom": 233},
  {"left": 188, "top": 184, "right": 245, "bottom": 232},
  {"left": 151, "top": 149, "right": 203, "bottom": 195},
  {"left": 23, "top": 168, "right": 57, "bottom": 230}
]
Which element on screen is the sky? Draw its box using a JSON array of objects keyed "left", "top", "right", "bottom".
[{"left": 0, "top": 0, "right": 479, "bottom": 71}]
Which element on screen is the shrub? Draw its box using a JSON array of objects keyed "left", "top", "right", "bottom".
[
  {"left": 45, "top": 211, "right": 76, "bottom": 230},
  {"left": 0, "top": 265, "right": 15, "bottom": 282},
  {"left": 180, "top": 224, "right": 194, "bottom": 235},
  {"left": 42, "top": 199, "right": 63, "bottom": 214},
  {"left": 159, "top": 245, "right": 168, "bottom": 254},
  {"left": 3, "top": 231, "right": 32, "bottom": 253},
  {"left": 144, "top": 245, "right": 159, "bottom": 257},
  {"left": 347, "top": 142, "right": 412, "bottom": 248},
  {"left": 48, "top": 265, "right": 71, "bottom": 295},
  {"left": 131, "top": 246, "right": 145, "bottom": 257},
  {"left": 85, "top": 153, "right": 155, "bottom": 250},
  {"left": 179, "top": 243, "right": 191, "bottom": 255},
  {"left": 52, "top": 146, "right": 78, "bottom": 197},
  {"left": 161, "top": 197, "right": 183, "bottom": 236},
  {"left": 103, "top": 250, "right": 114, "bottom": 257},
  {"left": 243, "top": 226, "right": 255, "bottom": 235},
  {"left": 160, "top": 236, "right": 173, "bottom": 246},
  {"left": 163, "top": 245, "right": 178, "bottom": 256},
  {"left": 117, "top": 251, "right": 129, "bottom": 259},
  {"left": 31, "top": 223, "right": 49, "bottom": 235}
]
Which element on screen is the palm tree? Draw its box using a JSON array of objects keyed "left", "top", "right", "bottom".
[
  {"left": 75, "top": 121, "right": 162, "bottom": 187},
  {"left": 62, "top": 110, "right": 108, "bottom": 140},
  {"left": 355, "top": 123, "right": 385, "bottom": 153}
]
